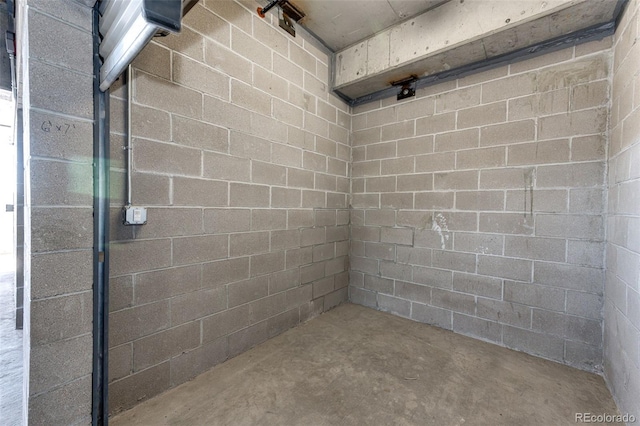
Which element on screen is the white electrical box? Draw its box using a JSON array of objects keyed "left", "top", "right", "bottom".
[{"left": 123, "top": 205, "right": 147, "bottom": 225}]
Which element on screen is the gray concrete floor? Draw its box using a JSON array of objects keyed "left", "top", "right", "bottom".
[
  {"left": 0, "top": 254, "right": 22, "bottom": 426},
  {"left": 111, "top": 303, "right": 618, "bottom": 426}
]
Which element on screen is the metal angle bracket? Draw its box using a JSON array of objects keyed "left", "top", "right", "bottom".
[
  {"left": 257, "top": 0, "right": 305, "bottom": 38},
  {"left": 391, "top": 75, "right": 418, "bottom": 101},
  {"left": 279, "top": 12, "right": 296, "bottom": 37}
]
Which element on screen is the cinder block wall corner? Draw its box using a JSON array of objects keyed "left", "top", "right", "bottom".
[
  {"left": 604, "top": 0, "right": 640, "bottom": 418},
  {"left": 107, "top": 0, "right": 351, "bottom": 414},
  {"left": 17, "top": 0, "right": 640, "bottom": 422},
  {"left": 349, "top": 38, "right": 611, "bottom": 373}
]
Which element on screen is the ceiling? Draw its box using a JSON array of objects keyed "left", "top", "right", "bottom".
[
  {"left": 292, "top": 0, "right": 451, "bottom": 51},
  {"left": 256, "top": 0, "right": 625, "bottom": 103}
]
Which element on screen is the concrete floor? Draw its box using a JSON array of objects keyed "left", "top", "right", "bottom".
[
  {"left": 111, "top": 303, "right": 618, "bottom": 426},
  {"left": 0, "top": 254, "right": 22, "bottom": 426}
]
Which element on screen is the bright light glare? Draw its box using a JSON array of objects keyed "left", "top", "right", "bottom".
[{"left": 0, "top": 94, "right": 15, "bottom": 257}]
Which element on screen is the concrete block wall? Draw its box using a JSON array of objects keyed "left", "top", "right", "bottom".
[
  {"left": 107, "top": 0, "right": 350, "bottom": 414},
  {"left": 605, "top": 0, "right": 640, "bottom": 418},
  {"left": 22, "top": 0, "right": 95, "bottom": 424},
  {"left": 349, "top": 40, "right": 611, "bottom": 372},
  {"left": 12, "top": 0, "right": 640, "bottom": 422}
]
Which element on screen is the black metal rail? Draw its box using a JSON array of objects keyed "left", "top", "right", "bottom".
[{"left": 92, "top": 4, "right": 110, "bottom": 425}]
